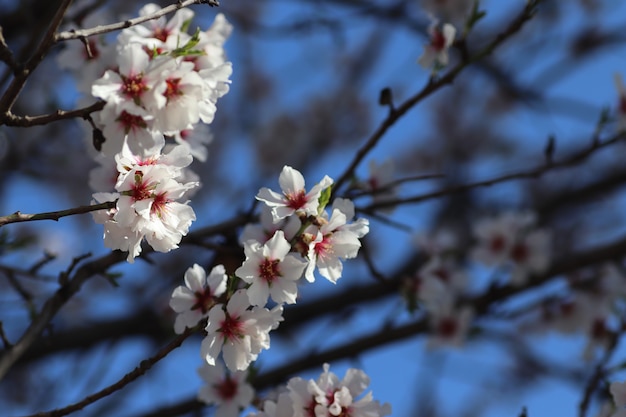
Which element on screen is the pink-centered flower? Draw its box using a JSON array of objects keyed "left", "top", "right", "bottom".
[
  {"left": 170, "top": 264, "right": 227, "bottom": 334},
  {"left": 197, "top": 361, "right": 254, "bottom": 417},
  {"left": 287, "top": 363, "right": 392, "bottom": 417},
  {"left": 304, "top": 206, "right": 367, "bottom": 284},
  {"left": 92, "top": 43, "right": 163, "bottom": 116},
  {"left": 256, "top": 166, "right": 333, "bottom": 221},
  {"left": 236, "top": 230, "right": 308, "bottom": 306},
  {"left": 418, "top": 19, "right": 456, "bottom": 70},
  {"left": 117, "top": 3, "right": 195, "bottom": 50},
  {"left": 201, "top": 290, "right": 283, "bottom": 371}
]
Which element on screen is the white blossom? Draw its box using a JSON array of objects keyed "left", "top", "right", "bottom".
[
  {"left": 236, "top": 230, "right": 308, "bottom": 306},
  {"left": 287, "top": 363, "right": 391, "bottom": 417},
  {"left": 418, "top": 19, "right": 456, "bottom": 70},
  {"left": 169, "top": 264, "right": 227, "bottom": 334},
  {"left": 197, "top": 361, "right": 254, "bottom": 417},
  {"left": 256, "top": 165, "right": 333, "bottom": 221},
  {"left": 201, "top": 290, "right": 283, "bottom": 371}
]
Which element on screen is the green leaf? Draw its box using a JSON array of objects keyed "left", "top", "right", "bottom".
[
  {"left": 181, "top": 18, "right": 193, "bottom": 34},
  {"left": 170, "top": 28, "right": 206, "bottom": 58},
  {"left": 317, "top": 186, "right": 332, "bottom": 214}
]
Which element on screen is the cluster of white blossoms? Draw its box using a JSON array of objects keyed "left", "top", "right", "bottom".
[
  {"left": 191, "top": 362, "right": 391, "bottom": 417},
  {"left": 523, "top": 263, "right": 626, "bottom": 361},
  {"left": 61, "top": 5, "right": 386, "bottom": 415},
  {"left": 91, "top": 144, "right": 198, "bottom": 261},
  {"left": 90, "top": 4, "right": 231, "bottom": 157},
  {"left": 58, "top": 4, "right": 232, "bottom": 262},
  {"left": 249, "top": 364, "right": 391, "bottom": 417},
  {"left": 406, "top": 228, "right": 473, "bottom": 348},
  {"left": 471, "top": 211, "right": 551, "bottom": 286},
  {"left": 404, "top": 211, "right": 552, "bottom": 348},
  {"left": 167, "top": 166, "right": 377, "bottom": 416}
]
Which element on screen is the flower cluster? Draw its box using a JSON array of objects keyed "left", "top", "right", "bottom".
[
  {"left": 471, "top": 211, "right": 551, "bottom": 286},
  {"left": 403, "top": 211, "right": 552, "bottom": 348},
  {"left": 70, "top": 4, "right": 232, "bottom": 261},
  {"left": 523, "top": 263, "right": 626, "bottom": 361},
  {"left": 168, "top": 166, "right": 373, "bottom": 415},
  {"left": 249, "top": 363, "right": 391, "bottom": 417},
  {"left": 406, "top": 228, "right": 473, "bottom": 348},
  {"left": 92, "top": 143, "right": 198, "bottom": 262},
  {"left": 66, "top": 6, "right": 384, "bottom": 415},
  {"left": 197, "top": 361, "right": 254, "bottom": 417},
  {"left": 90, "top": 4, "right": 231, "bottom": 156}
]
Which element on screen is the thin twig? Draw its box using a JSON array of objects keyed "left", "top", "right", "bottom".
[
  {"left": 348, "top": 172, "right": 444, "bottom": 198},
  {"left": 0, "top": 213, "right": 251, "bottom": 380},
  {"left": 1, "top": 101, "right": 105, "bottom": 127},
  {"left": 27, "top": 251, "right": 57, "bottom": 275},
  {"left": 0, "top": 27, "right": 17, "bottom": 71},
  {"left": 332, "top": 0, "right": 542, "bottom": 193},
  {"left": 58, "top": 253, "right": 92, "bottom": 286},
  {"left": 365, "top": 131, "right": 625, "bottom": 211},
  {"left": 578, "top": 332, "right": 620, "bottom": 417},
  {"left": 21, "top": 327, "right": 198, "bottom": 417},
  {"left": 0, "top": 201, "right": 116, "bottom": 228},
  {"left": 0, "top": 0, "right": 74, "bottom": 113},
  {"left": 54, "top": 0, "right": 220, "bottom": 42}
]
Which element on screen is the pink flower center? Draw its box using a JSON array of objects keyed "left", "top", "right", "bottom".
[
  {"left": 259, "top": 258, "right": 281, "bottom": 284},
  {"left": 431, "top": 29, "right": 446, "bottom": 51},
  {"left": 511, "top": 242, "right": 529, "bottom": 263},
  {"left": 179, "top": 129, "right": 192, "bottom": 141},
  {"left": 191, "top": 288, "right": 214, "bottom": 314},
  {"left": 117, "top": 111, "right": 147, "bottom": 134},
  {"left": 285, "top": 190, "right": 308, "bottom": 210},
  {"left": 591, "top": 318, "right": 607, "bottom": 340},
  {"left": 219, "top": 314, "right": 245, "bottom": 342},
  {"left": 130, "top": 172, "right": 153, "bottom": 201},
  {"left": 151, "top": 192, "right": 170, "bottom": 217},
  {"left": 437, "top": 316, "right": 458, "bottom": 337},
  {"left": 432, "top": 267, "right": 450, "bottom": 283},
  {"left": 152, "top": 27, "right": 170, "bottom": 42},
  {"left": 121, "top": 74, "right": 148, "bottom": 101},
  {"left": 313, "top": 235, "right": 333, "bottom": 259},
  {"left": 490, "top": 235, "right": 506, "bottom": 253},
  {"left": 215, "top": 376, "right": 238, "bottom": 400},
  {"left": 164, "top": 78, "right": 183, "bottom": 101}
]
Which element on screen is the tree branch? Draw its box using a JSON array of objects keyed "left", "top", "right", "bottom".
[
  {"left": 0, "top": 0, "right": 74, "bottom": 114},
  {"left": 0, "top": 201, "right": 116, "bottom": 228},
  {"left": 332, "top": 0, "right": 542, "bottom": 193},
  {"left": 364, "top": 131, "right": 625, "bottom": 211},
  {"left": 21, "top": 327, "right": 198, "bottom": 417},
  {"left": 54, "top": 0, "right": 220, "bottom": 42},
  {"left": 1, "top": 101, "right": 105, "bottom": 127}
]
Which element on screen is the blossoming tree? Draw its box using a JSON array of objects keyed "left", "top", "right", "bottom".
[{"left": 1, "top": 0, "right": 626, "bottom": 416}]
